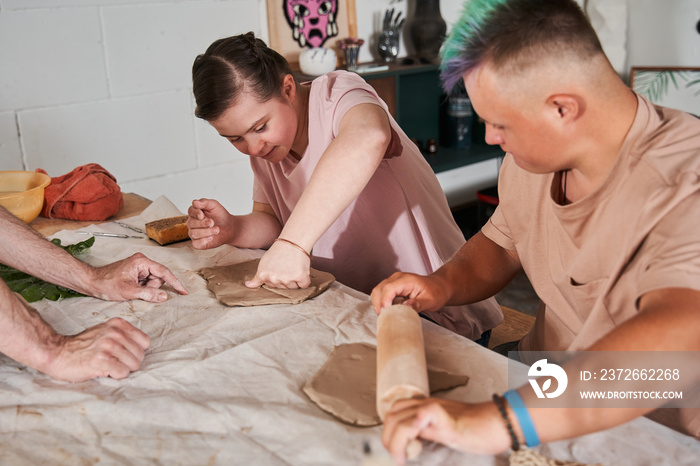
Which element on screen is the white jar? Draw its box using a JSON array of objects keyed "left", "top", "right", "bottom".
[{"left": 299, "top": 48, "right": 337, "bottom": 77}]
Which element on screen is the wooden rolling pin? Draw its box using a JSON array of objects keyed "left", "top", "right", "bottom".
[{"left": 376, "top": 304, "right": 429, "bottom": 460}]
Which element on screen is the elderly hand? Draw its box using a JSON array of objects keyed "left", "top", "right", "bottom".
[
  {"left": 43, "top": 317, "right": 150, "bottom": 382},
  {"left": 370, "top": 272, "right": 450, "bottom": 314},
  {"left": 88, "top": 253, "right": 188, "bottom": 302},
  {"left": 187, "top": 198, "right": 236, "bottom": 250},
  {"left": 245, "top": 239, "right": 311, "bottom": 289},
  {"left": 382, "top": 398, "right": 510, "bottom": 465}
]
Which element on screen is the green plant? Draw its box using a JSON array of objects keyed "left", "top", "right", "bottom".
[{"left": 634, "top": 70, "right": 700, "bottom": 101}]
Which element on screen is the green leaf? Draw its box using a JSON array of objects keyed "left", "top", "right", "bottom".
[
  {"left": 0, "top": 238, "right": 95, "bottom": 303},
  {"left": 633, "top": 70, "right": 697, "bottom": 102},
  {"left": 59, "top": 236, "right": 95, "bottom": 256}
]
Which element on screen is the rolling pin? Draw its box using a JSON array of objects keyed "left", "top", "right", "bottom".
[{"left": 376, "top": 304, "right": 429, "bottom": 460}]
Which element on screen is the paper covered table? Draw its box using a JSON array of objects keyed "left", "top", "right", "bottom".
[{"left": 2, "top": 198, "right": 698, "bottom": 465}]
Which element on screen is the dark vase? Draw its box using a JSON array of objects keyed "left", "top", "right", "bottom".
[{"left": 408, "top": 0, "right": 447, "bottom": 62}]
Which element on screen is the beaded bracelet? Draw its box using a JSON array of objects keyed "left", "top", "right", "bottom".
[
  {"left": 492, "top": 393, "right": 520, "bottom": 451},
  {"left": 274, "top": 237, "right": 312, "bottom": 261},
  {"left": 504, "top": 389, "right": 540, "bottom": 447}
]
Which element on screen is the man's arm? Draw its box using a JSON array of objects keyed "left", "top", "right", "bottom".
[
  {"left": 371, "top": 231, "right": 522, "bottom": 313},
  {"left": 382, "top": 287, "right": 700, "bottom": 464},
  {"left": 0, "top": 278, "right": 150, "bottom": 382},
  {"left": 0, "top": 206, "right": 187, "bottom": 302},
  {"left": 522, "top": 286, "right": 700, "bottom": 442}
]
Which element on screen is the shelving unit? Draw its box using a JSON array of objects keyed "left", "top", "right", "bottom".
[
  {"left": 359, "top": 63, "right": 441, "bottom": 145},
  {"left": 356, "top": 62, "right": 503, "bottom": 173}
]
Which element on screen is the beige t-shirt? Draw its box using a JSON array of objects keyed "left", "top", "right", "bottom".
[{"left": 482, "top": 96, "right": 700, "bottom": 435}]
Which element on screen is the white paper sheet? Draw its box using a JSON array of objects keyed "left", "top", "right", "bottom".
[{"left": 1, "top": 198, "right": 698, "bottom": 465}]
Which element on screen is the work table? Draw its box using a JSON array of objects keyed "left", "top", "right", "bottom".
[{"left": 4, "top": 196, "right": 697, "bottom": 464}]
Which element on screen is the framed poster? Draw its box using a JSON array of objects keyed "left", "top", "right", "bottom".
[
  {"left": 630, "top": 67, "right": 700, "bottom": 117},
  {"left": 266, "top": 0, "right": 358, "bottom": 69}
]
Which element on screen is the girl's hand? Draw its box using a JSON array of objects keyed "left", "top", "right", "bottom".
[
  {"left": 245, "top": 239, "right": 311, "bottom": 289},
  {"left": 187, "top": 198, "right": 235, "bottom": 250}
]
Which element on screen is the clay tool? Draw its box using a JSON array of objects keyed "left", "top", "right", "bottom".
[
  {"left": 376, "top": 303, "right": 429, "bottom": 460},
  {"left": 115, "top": 221, "right": 145, "bottom": 234},
  {"left": 76, "top": 232, "right": 143, "bottom": 239}
]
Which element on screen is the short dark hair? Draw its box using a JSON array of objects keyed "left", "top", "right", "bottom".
[
  {"left": 440, "top": 0, "right": 604, "bottom": 93},
  {"left": 192, "top": 32, "right": 294, "bottom": 121}
]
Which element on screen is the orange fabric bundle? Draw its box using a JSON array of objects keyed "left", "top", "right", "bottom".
[{"left": 37, "top": 164, "right": 123, "bottom": 221}]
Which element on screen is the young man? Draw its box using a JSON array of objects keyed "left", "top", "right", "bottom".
[
  {"left": 371, "top": 0, "right": 700, "bottom": 462},
  {"left": 0, "top": 206, "right": 188, "bottom": 382}
]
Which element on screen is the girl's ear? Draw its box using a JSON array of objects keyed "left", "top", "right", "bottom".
[{"left": 282, "top": 74, "right": 296, "bottom": 102}]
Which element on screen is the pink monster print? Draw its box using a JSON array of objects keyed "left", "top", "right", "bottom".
[{"left": 284, "top": 0, "right": 339, "bottom": 48}]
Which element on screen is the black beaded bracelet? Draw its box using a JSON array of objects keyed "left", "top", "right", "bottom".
[{"left": 493, "top": 393, "right": 520, "bottom": 451}]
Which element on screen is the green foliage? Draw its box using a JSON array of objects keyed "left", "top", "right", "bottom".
[
  {"left": 50, "top": 236, "right": 95, "bottom": 256},
  {"left": 688, "top": 78, "right": 700, "bottom": 97},
  {"left": 633, "top": 70, "right": 700, "bottom": 101},
  {"left": 0, "top": 236, "right": 95, "bottom": 303}
]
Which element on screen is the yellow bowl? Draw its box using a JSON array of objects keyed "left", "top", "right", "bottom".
[{"left": 0, "top": 171, "right": 51, "bottom": 223}]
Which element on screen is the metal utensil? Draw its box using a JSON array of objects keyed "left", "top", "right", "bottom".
[
  {"left": 76, "top": 232, "right": 143, "bottom": 239},
  {"left": 115, "top": 221, "right": 145, "bottom": 234}
]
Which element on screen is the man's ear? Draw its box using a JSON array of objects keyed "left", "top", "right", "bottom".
[{"left": 547, "top": 94, "right": 584, "bottom": 122}]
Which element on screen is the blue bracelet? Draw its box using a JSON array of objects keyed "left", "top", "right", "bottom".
[{"left": 504, "top": 390, "right": 540, "bottom": 447}]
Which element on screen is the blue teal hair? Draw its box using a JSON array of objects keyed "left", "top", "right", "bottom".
[
  {"left": 440, "top": 0, "right": 507, "bottom": 93},
  {"left": 440, "top": 0, "right": 603, "bottom": 94}
]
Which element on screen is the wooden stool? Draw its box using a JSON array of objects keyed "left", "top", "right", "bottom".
[{"left": 489, "top": 305, "right": 536, "bottom": 350}]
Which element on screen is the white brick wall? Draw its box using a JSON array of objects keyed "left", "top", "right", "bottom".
[
  {"left": 0, "top": 8, "right": 109, "bottom": 110},
  {"left": 0, "top": 0, "right": 264, "bottom": 214},
  {"left": 18, "top": 92, "right": 196, "bottom": 180},
  {"left": 0, "top": 112, "right": 23, "bottom": 169}
]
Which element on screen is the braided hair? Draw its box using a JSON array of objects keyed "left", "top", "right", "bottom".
[{"left": 192, "top": 32, "right": 294, "bottom": 121}]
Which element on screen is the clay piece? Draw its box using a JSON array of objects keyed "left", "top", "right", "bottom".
[
  {"left": 200, "top": 259, "right": 335, "bottom": 307},
  {"left": 303, "top": 342, "right": 468, "bottom": 426}
]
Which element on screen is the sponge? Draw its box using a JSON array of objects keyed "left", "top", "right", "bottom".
[{"left": 145, "top": 215, "right": 189, "bottom": 245}]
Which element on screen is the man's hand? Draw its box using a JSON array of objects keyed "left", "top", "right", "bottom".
[
  {"left": 382, "top": 398, "right": 511, "bottom": 465},
  {"left": 187, "top": 198, "right": 235, "bottom": 250},
  {"left": 44, "top": 317, "right": 150, "bottom": 382},
  {"left": 370, "top": 272, "right": 451, "bottom": 314},
  {"left": 89, "top": 253, "right": 188, "bottom": 302}
]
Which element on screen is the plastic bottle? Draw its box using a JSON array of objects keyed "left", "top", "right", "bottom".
[{"left": 447, "top": 96, "right": 473, "bottom": 149}]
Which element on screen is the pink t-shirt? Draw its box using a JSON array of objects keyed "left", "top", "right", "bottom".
[{"left": 250, "top": 71, "right": 502, "bottom": 339}]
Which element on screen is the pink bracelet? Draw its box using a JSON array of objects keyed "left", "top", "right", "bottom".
[{"left": 274, "top": 237, "right": 312, "bottom": 261}]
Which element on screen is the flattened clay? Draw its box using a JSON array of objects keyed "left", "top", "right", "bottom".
[
  {"left": 200, "top": 259, "right": 335, "bottom": 307},
  {"left": 303, "top": 342, "right": 469, "bottom": 426}
]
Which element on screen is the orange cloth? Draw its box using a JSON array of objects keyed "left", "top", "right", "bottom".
[{"left": 37, "top": 164, "right": 123, "bottom": 221}]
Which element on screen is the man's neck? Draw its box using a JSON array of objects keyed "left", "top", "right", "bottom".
[{"left": 564, "top": 88, "right": 638, "bottom": 203}]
